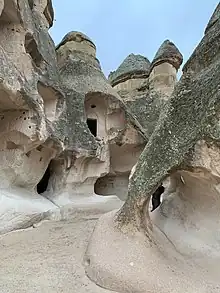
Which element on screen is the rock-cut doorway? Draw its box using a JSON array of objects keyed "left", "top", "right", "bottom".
[{"left": 87, "top": 118, "right": 97, "bottom": 137}]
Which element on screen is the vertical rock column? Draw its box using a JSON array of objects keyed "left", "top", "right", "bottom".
[
  {"left": 46, "top": 31, "right": 125, "bottom": 207},
  {"left": 149, "top": 40, "right": 183, "bottom": 99}
]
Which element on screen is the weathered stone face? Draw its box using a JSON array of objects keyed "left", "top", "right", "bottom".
[
  {"left": 205, "top": 2, "right": 220, "bottom": 34},
  {"left": 0, "top": 5, "right": 180, "bottom": 222},
  {"left": 0, "top": 0, "right": 65, "bottom": 233},
  {"left": 0, "top": 0, "right": 64, "bottom": 190},
  {"left": 56, "top": 31, "right": 96, "bottom": 56},
  {"left": 85, "top": 4, "right": 220, "bottom": 293},
  {"left": 109, "top": 40, "right": 182, "bottom": 142},
  {"left": 100, "top": 42, "right": 182, "bottom": 204},
  {"left": 148, "top": 40, "right": 183, "bottom": 98},
  {"left": 1, "top": 2, "right": 217, "bottom": 268},
  {"left": 109, "top": 53, "right": 150, "bottom": 89},
  {"left": 150, "top": 40, "right": 183, "bottom": 71},
  {"left": 48, "top": 31, "right": 145, "bottom": 205}
]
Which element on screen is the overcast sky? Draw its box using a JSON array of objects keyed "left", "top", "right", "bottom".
[{"left": 50, "top": 0, "right": 219, "bottom": 76}]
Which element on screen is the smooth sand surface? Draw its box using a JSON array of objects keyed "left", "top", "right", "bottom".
[{"left": 0, "top": 213, "right": 115, "bottom": 293}]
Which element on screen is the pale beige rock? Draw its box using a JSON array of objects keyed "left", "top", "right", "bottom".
[
  {"left": 46, "top": 31, "right": 145, "bottom": 207},
  {"left": 149, "top": 62, "right": 177, "bottom": 99},
  {"left": 0, "top": 0, "right": 64, "bottom": 234},
  {"left": 85, "top": 4, "right": 220, "bottom": 292},
  {"left": 85, "top": 162, "right": 220, "bottom": 293},
  {"left": 1, "top": 1, "right": 220, "bottom": 293},
  {"left": 148, "top": 40, "right": 183, "bottom": 99},
  {"left": 0, "top": 206, "right": 121, "bottom": 293},
  {"left": 113, "top": 78, "right": 147, "bottom": 92}
]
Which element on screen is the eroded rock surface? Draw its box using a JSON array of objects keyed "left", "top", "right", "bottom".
[
  {"left": 109, "top": 53, "right": 150, "bottom": 90},
  {"left": 41, "top": 31, "right": 147, "bottom": 205},
  {"left": 0, "top": 0, "right": 65, "bottom": 234},
  {"left": 1, "top": 7, "right": 218, "bottom": 293},
  {"left": 0, "top": 1, "right": 149, "bottom": 234},
  {"left": 85, "top": 4, "right": 220, "bottom": 293},
  {"left": 109, "top": 42, "right": 182, "bottom": 139}
]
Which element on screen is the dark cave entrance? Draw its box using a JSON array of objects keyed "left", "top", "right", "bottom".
[
  {"left": 87, "top": 118, "right": 97, "bottom": 137},
  {"left": 151, "top": 184, "right": 165, "bottom": 212},
  {"left": 37, "top": 163, "right": 51, "bottom": 194}
]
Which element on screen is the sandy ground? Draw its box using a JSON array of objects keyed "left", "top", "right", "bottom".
[{"left": 0, "top": 212, "right": 115, "bottom": 293}]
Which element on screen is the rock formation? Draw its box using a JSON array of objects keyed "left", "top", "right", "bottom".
[
  {"left": 45, "top": 30, "right": 146, "bottom": 204},
  {"left": 85, "top": 3, "right": 220, "bottom": 293},
  {"left": 109, "top": 53, "right": 150, "bottom": 91},
  {"left": 0, "top": 1, "right": 153, "bottom": 233},
  {"left": 1, "top": 3, "right": 218, "bottom": 292},
  {"left": 0, "top": 0, "right": 65, "bottom": 233},
  {"left": 109, "top": 41, "right": 182, "bottom": 138},
  {"left": 0, "top": 0, "right": 184, "bottom": 235},
  {"left": 149, "top": 39, "right": 183, "bottom": 98}
]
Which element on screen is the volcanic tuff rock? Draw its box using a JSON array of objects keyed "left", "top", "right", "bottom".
[
  {"left": 0, "top": 0, "right": 151, "bottom": 233},
  {"left": 0, "top": 0, "right": 64, "bottom": 234},
  {"left": 1, "top": 1, "right": 220, "bottom": 293},
  {"left": 0, "top": 0, "right": 185, "bottom": 241},
  {"left": 110, "top": 40, "right": 182, "bottom": 139},
  {"left": 49, "top": 31, "right": 145, "bottom": 204},
  {"left": 108, "top": 53, "right": 150, "bottom": 87},
  {"left": 150, "top": 39, "right": 183, "bottom": 71},
  {"left": 85, "top": 4, "right": 220, "bottom": 293}
]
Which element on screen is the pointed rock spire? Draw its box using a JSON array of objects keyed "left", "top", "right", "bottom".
[
  {"left": 205, "top": 3, "right": 220, "bottom": 34},
  {"left": 150, "top": 40, "right": 183, "bottom": 72},
  {"left": 109, "top": 54, "right": 150, "bottom": 87},
  {"left": 56, "top": 31, "right": 96, "bottom": 51}
]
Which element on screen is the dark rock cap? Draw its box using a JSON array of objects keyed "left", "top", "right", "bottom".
[
  {"left": 205, "top": 3, "right": 220, "bottom": 34},
  {"left": 108, "top": 54, "right": 150, "bottom": 87},
  {"left": 150, "top": 40, "right": 183, "bottom": 72},
  {"left": 56, "top": 31, "right": 96, "bottom": 51}
]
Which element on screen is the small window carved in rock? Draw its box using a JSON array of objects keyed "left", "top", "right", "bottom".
[
  {"left": 91, "top": 105, "right": 96, "bottom": 108},
  {"left": 87, "top": 118, "right": 97, "bottom": 137}
]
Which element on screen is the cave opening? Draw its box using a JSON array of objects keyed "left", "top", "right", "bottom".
[
  {"left": 37, "top": 163, "right": 51, "bottom": 194},
  {"left": 94, "top": 174, "right": 130, "bottom": 201},
  {"left": 25, "top": 33, "right": 43, "bottom": 68},
  {"left": 87, "top": 118, "right": 97, "bottom": 137},
  {"left": 151, "top": 184, "right": 165, "bottom": 212}
]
